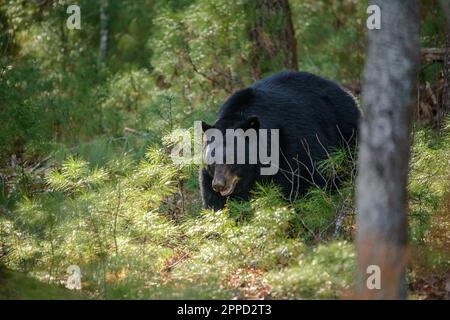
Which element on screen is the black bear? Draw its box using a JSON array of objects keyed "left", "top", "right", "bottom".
[{"left": 200, "top": 71, "right": 360, "bottom": 211}]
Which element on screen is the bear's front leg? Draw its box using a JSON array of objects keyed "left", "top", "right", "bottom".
[{"left": 199, "top": 168, "right": 226, "bottom": 211}]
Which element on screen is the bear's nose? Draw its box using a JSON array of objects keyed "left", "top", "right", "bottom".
[{"left": 212, "top": 178, "right": 226, "bottom": 193}]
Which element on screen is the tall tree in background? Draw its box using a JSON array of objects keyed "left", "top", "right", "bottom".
[
  {"left": 356, "top": 0, "right": 420, "bottom": 299},
  {"left": 98, "top": 0, "right": 109, "bottom": 64},
  {"left": 246, "top": 0, "right": 298, "bottom": 78}
]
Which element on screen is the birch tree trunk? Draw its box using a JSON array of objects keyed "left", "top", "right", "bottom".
[
  {"left": 98, "top": 0, "right": 109, "bottom": 64},
  {"left": 356, "top": 0, "right": 420, "bottom": 299},
  {"left": 246, "top": 0, "right": 298, "bottom": 78}
]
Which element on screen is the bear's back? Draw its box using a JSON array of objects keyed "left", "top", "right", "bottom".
[
  {"left": 251, "top": 71, "right": 334, "bottom": 93},
  {"left": 217, "top": 71, "right": 359, "bottom": 129}
]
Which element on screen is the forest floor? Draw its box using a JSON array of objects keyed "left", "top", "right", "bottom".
[
  {"left": 1, "top": 267, "right": 448, "bottom": 300},
  {"left": 0, "top": 268, "right": 86, "bottom": 300}
]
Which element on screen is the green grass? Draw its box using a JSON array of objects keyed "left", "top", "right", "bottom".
[{"left": 0, "top": 268, "right": 87, "bottom": 300}]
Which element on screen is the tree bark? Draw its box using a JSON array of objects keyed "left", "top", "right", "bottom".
[
  {"left": 356, "top": 0, "right": 420, "bottom": 299},
  {"left": 98, "top": 0, "right": 109, "bottom": 64},
  {"left": 439, "top": 0, "right": 450, "bottom": 117},
  {"left": 246, "top": 0, "right": 298, "bottom": 79}
]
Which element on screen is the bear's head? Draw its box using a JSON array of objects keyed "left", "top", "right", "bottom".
[{"left": 201, "top": 116, "right": 260, "bottom": 197}]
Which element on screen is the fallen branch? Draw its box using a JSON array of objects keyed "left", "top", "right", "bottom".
[{"left": 421, "top": 48, "right": 448, "bottom": 62}]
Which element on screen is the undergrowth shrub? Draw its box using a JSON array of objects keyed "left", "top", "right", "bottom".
[{"left": 1, "top": 122, "right": 448, "bottom": 299}]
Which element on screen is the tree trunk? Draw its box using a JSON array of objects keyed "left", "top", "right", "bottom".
[
  {"left": 98, "top": 0, "right": 109, "bottom": 64},
  {"left": 246, "top": 0, "right": 298, "bottom": 79},
  {"left": 356, "top": 0, "right": 420, "bottom": 299},
  {"left": 440, "top": 0, "right": 450, "bottom": 118}
]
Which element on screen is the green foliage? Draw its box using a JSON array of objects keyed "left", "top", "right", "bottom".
[
  {"left": 291, "top": 0, "right": 366, "bottom": 85},
  {"left": 408, "top": 122, "right": 450, "bottom": 244},
  {"left": 0, "top": 141, "right": 358, "bottom": 299},
  {"left": 46, "top": 157, "right": 108, "bottom": 194},
  {"left": 0, "top": 0, "right": 448, "bottom": 300},
  {"left": 268, "top": 241, "right": 355, "bottom": 299},
  {"left": 1, "top": 121, "right": 448, "bottom": 299}
]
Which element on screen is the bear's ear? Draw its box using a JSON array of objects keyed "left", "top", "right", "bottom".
[
  {"left": 201, "top": 121, "right": 212, "bottom": 132},
  {"left": 241, "top": 116, "right": 259, "bottom": 130}
]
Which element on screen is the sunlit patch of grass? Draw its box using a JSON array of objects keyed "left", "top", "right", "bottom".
[
  {"left": 267, "top": 241, "right": 355, "bottom": 299},
  {"left": 0, "top": 268, "right": 87, "bottom": 300}
]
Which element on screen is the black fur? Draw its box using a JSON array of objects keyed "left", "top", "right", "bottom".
[{"left": 200, "top": 71, "right": 360, "bottom": 210}]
